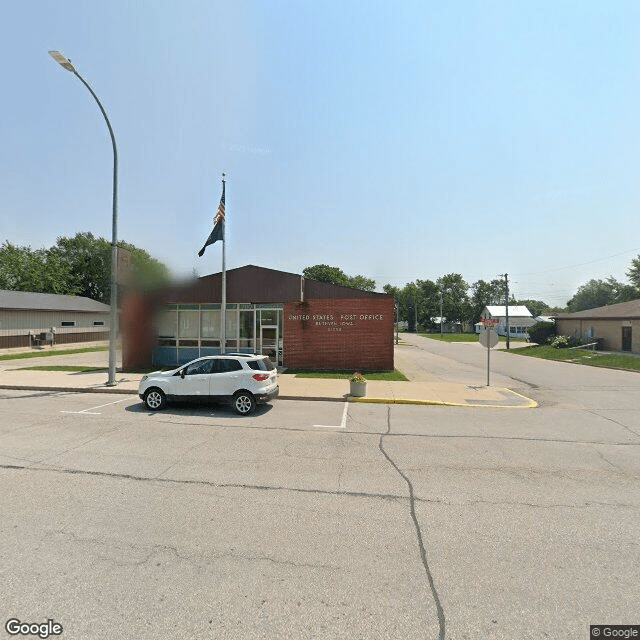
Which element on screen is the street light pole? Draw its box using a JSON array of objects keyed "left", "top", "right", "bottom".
[{"left": 49, "top": 51, "right": 119, "bottom": 386}]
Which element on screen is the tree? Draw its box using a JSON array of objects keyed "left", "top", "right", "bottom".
[
  {"left": 436, "top": 273, "right": 471, "bottom": 324},
  {"left": 0, "top": 233, "right": 169, "bottom": 303},
  {"left": 303, "top": 264, "right": 375, "bottom": 291},
  {"left": 470, "top": 279, "right": 505, "bottom": 324},
  {"left": 626, "top": 255, "right": 640, "bottom": 293},
  {"left": 604, "top": 276, "right": 637, "bottom": 305},
  {"left": 414, "top": 279, "right": 440, "bottom": 329},
  {"left": 119, "top": 240, "right": 170, "bottom": 291},
  {"left": 513, "top": 298, "right": 551, "bottom": 318},
  {"left": 383, "top": 283, "right": 411, "bottom": 325},
  {"left": 47, "top": 232, "right": 171, "bottom": 303},
  {"left": 0, "top": 242, "right": 76, "bottom": 294},
  {"left": 566, "top": 278, "right": 621, "bottom": 312},
  {"left": 49, "top": 233, "right": 111, "bottom": 302}
]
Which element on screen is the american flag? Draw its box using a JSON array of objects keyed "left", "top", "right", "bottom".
[
  {"left": 198, "top": 177, "right": 226, "bottom": 257},
  {"left": 213, "top": 184, "right": 225, "bottom": 225}
]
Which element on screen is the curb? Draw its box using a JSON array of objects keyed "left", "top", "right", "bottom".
[
  {"left": 0, "top": 385, "right": 537, "bottom": 408},
  {"left": 349, "top": 397, "right": 444, "bottom": 406},
  {"left": 348, "top": 396, "right": 537, "bottom": 408},
  {"left": 277, "top": 395, "right": 345, "bottom": 403},
  {"left": 0, "top": 384, "right": 136, "bottom": 395}
]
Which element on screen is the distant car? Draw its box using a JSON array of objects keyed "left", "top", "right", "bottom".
[{"left": 138, "top": 355, "right": 279, "bottom": 415}]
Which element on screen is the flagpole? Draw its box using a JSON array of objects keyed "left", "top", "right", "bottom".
[{"left": 220, "top": 173, "right": 226, "bottom": 355}]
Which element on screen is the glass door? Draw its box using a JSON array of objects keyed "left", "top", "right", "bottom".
[{"left": 260, "top": 325, "right": 279, "bottom": 364}]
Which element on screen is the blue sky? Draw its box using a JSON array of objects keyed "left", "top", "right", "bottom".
[{"left": 2, "top": 0, "right": 640, "bottom": 306}]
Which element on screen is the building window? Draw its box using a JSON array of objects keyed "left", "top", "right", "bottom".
[
  {"left": 179, "top": 310, "right": 199, "bottom": 339},
  {"left": 156, "top": 310, "right": 177, "bottom": 347},
  {"left": 201, "top": 310, "right": 221, "bottom": 338},
  {"left": 93, "top": 321, "right": 104, "bottom": 326},
  {"left": 61, "top": 321, "right": 76, "bottom": 327}
]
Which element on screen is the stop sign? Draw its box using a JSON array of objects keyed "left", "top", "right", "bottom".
[{"left": 479, "top": 329, "right": 499, "bottom": 348}]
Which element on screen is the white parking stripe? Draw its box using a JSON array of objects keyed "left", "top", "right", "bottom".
[
  {"left": 313, "top": 402, "right": 348, "bottom": 429},
  {"left": 61, "top": 397, "right": 129, "bottom": 415}
]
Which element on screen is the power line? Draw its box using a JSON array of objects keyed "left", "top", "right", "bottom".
[{"left": 512, "top": 247, "right": 640, "bottom": 277}]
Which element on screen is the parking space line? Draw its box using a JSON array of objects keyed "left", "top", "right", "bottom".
[
  {"left": 313, "top": 402, "right": 348, "bottom": 429},
  {"left": 61, "top": 397, "right": 129, "bottom": 415}
]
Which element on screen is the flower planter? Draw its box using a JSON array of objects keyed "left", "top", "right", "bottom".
[{"left": 349, "top": 380, "right": 367, "bottom": 397}]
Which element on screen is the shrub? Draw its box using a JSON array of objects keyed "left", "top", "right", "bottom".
[
  {"left": 550, "top": 336, "right": 569, "bottom": 349},
  {"left": 527, "top": 321, "right": 556, "bottom": 345}
]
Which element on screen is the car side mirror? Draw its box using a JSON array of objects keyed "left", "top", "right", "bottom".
[{"left": 180, "top": 369, "right": 185, "bottom": 379}]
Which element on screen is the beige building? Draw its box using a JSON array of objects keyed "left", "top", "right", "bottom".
[
  {"left": 555, "top": 300, "right": 640, "bottom": 353},
  {"left": 0, "top": 290, "right": 110, "bottom": 348}
]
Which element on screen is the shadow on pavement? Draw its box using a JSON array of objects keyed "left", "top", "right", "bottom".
[{"left": 125, "top": 399, "right": 274, "bottom": 420}]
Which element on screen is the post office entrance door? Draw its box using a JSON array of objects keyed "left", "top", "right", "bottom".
[{"left": 260, "top": 326, "right": 279, "bottom": 364}]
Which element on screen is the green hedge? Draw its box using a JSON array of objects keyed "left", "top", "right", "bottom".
[{"left": 527, "top": 321, "right": 556, "bottom": 345}]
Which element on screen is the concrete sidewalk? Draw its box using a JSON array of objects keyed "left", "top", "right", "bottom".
[{"left": 0, "top": 341, "right": 536, "bottom": 408}]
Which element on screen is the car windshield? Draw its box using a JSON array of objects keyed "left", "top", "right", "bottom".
[{"left": 247, "top": 358, "right": 275, "bottom": 372}]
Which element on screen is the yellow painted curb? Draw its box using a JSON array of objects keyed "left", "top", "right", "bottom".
[
  {"left": 504, "top": 388, "right": 538, "bottom": 408},
  {"left": 348, "top": 388, "right": 538, "bottom": 409},
  {"left": 349, "top": 397, "right": 444, "bottom": 406}
]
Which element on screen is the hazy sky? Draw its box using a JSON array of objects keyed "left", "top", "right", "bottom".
[{"left": 2, "top": 0, "right": 640, "bottom": 306}]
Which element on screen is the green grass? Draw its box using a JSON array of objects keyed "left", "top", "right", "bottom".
[
  {"left": 287, "top": 369, "right": 409, "bottom": 381},
  {"left": 420, "top": 332, "right": 528, "bottom": 343},
  {"left": 19, "top": 365, "right": 107, "bottom": 372},
  {"left": 0, "top": 346, "right": 108, "bottom": 362},
  {"left": 420, "top": 333, "right": 479, "bottom": 342},
  {"left": 506, "top": 345, "right": 640, "bottom": 371},
  {"left": 18, "top": 364, "right": 170, "bottom": 374}
]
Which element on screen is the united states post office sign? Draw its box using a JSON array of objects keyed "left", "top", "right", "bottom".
[{"left": 287, "top": 312, "right": 385, "bottom": 332}]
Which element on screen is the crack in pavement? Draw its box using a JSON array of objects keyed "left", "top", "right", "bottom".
[
  {"left": 585, "top": 409, "right": 640, "bottom": 439},
  {"left": 0, "top": 464, "right": 636, "bottom": 511},
  {"left": 51, "top": 529, "right": 340, "bottom": 572},
  {"left": 592, "top": 448, "right": 626, "bottom": 474},
  {"left": 0, "top": 463, "right": 405, "bottom": 504},
  {"left": 377, "top": 406, "right": 446, "bottom": 640}
]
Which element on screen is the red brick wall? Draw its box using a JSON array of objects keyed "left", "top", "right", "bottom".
[
  {"left": 121, "top": 294, "right": 156, "bottom": 371},
  {"left": 284, "top": 297, "right": 394, "bottom": 371}
]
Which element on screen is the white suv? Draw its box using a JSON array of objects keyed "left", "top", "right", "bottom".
[{"left": 138, "top": 355, "right": 279, "bottom": 415}]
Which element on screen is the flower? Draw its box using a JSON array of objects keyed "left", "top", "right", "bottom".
[{"left": 350, "top": 371, "right": 367, "bottom": 383}]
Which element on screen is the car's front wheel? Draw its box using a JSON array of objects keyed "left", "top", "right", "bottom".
[
  {"left": 144, "top": 387, "right": 166, "bottom": 411},
  {"left": 233, "top": 391, "right": 255, "bottom": 415}
]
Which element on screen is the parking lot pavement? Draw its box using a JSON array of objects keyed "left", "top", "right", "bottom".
[
  {"left": 0, "top": 365, "right": 536, "bottom": 408},
  {"left": 1, "top": 387, "right": 639, "bottom": 639}
]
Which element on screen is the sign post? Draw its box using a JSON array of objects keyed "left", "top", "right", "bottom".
[{"left": 479, "top": 319, "right": 499, "bottom": 385}]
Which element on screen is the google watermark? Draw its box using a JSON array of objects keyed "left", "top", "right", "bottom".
[
  {"left": 5, "top": 619, "right": 63, "bottom": 639},
  {"left": 591, "top": 626, "right": 639, "bottom": 638}
]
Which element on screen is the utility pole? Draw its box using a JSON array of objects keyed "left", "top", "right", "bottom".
[
  {"left": 439, "top": 289, "right": 443, "bottom": 335},
  {"left": 502, "top": 273, "right": 510, "bottom": 350}
]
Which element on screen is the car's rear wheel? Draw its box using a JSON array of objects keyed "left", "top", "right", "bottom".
[
  {"left": 144, "top": 388, "right": 166, "bottom": 411},
  {"left": 233, "top": 391, "right": 255, "bottom": 415}
]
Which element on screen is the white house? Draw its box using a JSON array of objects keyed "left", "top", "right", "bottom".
[{"left": 475, "top": 305, "right": 536, "bottom": 338}]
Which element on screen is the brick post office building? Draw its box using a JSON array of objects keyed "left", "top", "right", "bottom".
[{"left": 122, "top": 265, "right": 394, "bottom": 372}]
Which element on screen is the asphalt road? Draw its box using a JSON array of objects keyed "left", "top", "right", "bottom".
[{"left": 0, "top": 337, "right": 638, "bottom": 639}]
